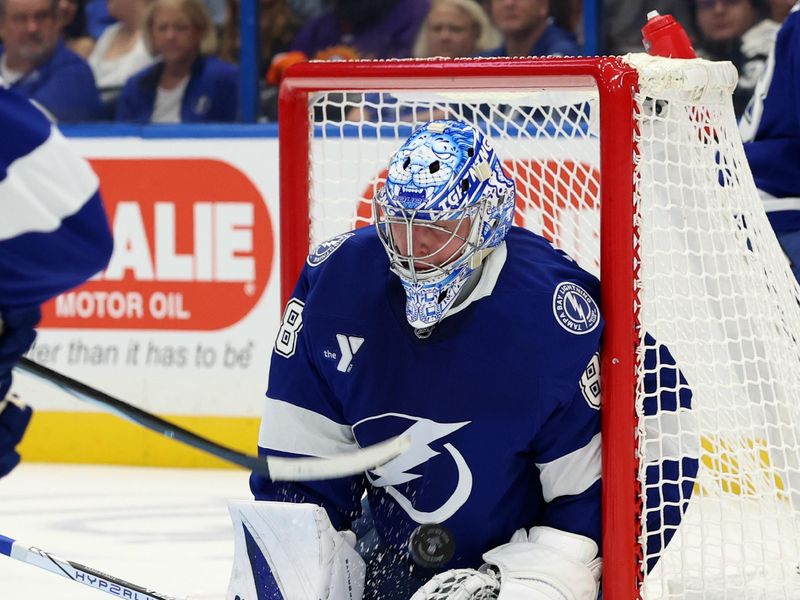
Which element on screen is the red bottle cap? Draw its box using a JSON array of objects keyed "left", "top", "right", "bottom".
[{"left": 641, "top": 11, "right": 696, "bottom": 59}]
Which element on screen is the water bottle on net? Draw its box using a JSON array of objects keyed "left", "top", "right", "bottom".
[{"left": 641, "top": 10, "right": 697, "bottom": 58}]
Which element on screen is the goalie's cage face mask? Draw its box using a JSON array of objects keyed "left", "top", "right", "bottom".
[{"left": 374, "top": 119, "right": 516, "bottom": 329}]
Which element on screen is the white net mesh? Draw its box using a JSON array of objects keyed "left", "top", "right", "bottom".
[
  {"left": 297, "top": 55, "right": 800, "bottom": 598},
  {"left": 629, "top": 54, "right": 800, "bottom": 598}
]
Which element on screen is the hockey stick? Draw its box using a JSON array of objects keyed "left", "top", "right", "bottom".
[
  {"left": 0, "top": 533, "right": 185, "bottom": 600},
  {"left": 14, "top": 356, "right": 409, "bottom": 481}
]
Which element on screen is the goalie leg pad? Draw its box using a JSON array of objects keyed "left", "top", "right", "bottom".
[{"left": 226, "top": 500, "right": 365, "bottom": 600}]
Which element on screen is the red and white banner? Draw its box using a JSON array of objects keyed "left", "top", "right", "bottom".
[
  {"left": 44, "top": 158, "right": 273, "bottom": 330},
  {"left": 17, "top": 137, "right": 281, "bottom": 418}
]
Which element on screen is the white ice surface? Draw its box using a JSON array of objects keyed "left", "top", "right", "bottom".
[{"left": 0, "top": 463, "right": 252, "bottom": 599}]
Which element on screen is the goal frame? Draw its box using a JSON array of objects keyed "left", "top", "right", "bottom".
[{"left": 277, "top": 57, "right": 641, "bottom": 599}]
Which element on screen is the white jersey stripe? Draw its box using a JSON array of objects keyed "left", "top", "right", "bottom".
[
  {"left": 0, "top": 125, "right": 99, "bottom": 241},
  {"left": 258, "top": 397, "right": 357, "bottom": 457},
  {"left": 536, "top": 433, "right": 601, "bottom": 503},
  {"left": 760, "top": 192, "right": 800, "bottom": 213}
]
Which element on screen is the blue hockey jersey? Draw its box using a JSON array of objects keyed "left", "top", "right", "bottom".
[
  {"left": 741, "top": 4, "right": 800, "bottom": 234},
  {"left": 251, "top": 226, "right": 603, "bottom": 587},
  {"left": 0, "top": 85, "right": 113, "bottom": 399}
]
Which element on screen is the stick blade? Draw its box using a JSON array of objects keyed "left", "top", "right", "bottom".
[{"left": 266, "top": 434, "right": 411, "bottom": 481}]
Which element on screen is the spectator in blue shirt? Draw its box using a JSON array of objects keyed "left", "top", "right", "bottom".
[
  {"left": 0, "top": 0, "right": 103, "bottom": 121},
  {"left": 116, "top": 0, "right": 238, "bottom": 123},
  {"left": 481, "top": 0, "right": 581, "bottom": 57},
  {"left": 290, "top": 0, "right": 430, "bottom": 60}
]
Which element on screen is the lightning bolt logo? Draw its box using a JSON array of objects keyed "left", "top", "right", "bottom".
[
  {"left": 355, "top": 414, "right": 473, "bottom": 524},
  {"left": 369, "top": 418, "right": 469, "bottom": 486},
  {"left": 566, "top": 291, "right": 588, "bottom": 325}
]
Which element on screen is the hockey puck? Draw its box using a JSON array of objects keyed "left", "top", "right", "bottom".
[{"left": 408, "top": 523, "right": 456, "bottom": 568}]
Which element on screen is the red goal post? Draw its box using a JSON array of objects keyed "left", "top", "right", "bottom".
[{"left": 277, "top": 56, "right": 800, "bottom": 599}]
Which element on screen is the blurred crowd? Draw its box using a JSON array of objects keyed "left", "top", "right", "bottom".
[{"left": 0, "top": 0, "right": 793, "bottom": 124}]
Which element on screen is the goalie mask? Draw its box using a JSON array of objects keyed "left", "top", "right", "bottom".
[{"left": 374, "top": 120, "right": 516, "bottom": 330}]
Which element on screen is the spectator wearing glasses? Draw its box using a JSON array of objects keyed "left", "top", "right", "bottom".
[
  {"left": 693, "top": 0, "right": 779, "bottom": 116},
  {"left": 0, "top": 0, "right": 103, "bottom": 120}
]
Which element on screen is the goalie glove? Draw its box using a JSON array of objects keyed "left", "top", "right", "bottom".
[
  {"left": 411, "top": 527, "right": 601, "bottom": 600},
  {"left": 0, "top": 394, "right": 32, "bottom": 478},
  {"left": 0, "top": 306, "right": 43, "bottom": 479},
  {"left": 226, "top": 500, "right": 365, "bottom": 600},
  {"left": 410, "top": 567, "right": 501, "bottom": 600},
  {"left": 0, "top": 306, "right": 40, "bottom": 399}
]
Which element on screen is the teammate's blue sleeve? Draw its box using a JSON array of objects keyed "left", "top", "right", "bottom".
[
  {"left": 0, "top": 86, "right": 112, "bottom": 476},
  {"left": 250, "top": 269, "right": 366, "bottom": 531},
  {"left": 0, "top": 86, "right": 113, "bottom": 309},
  {"left": 741, "top": 6, "right": 800, "bottom": 237},
  {"left": 531, "top": 354, "right": 602, "bottom": 549}
]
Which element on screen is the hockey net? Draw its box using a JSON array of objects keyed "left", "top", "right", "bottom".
[{"left": 278, "top": 55, "right": 800, "bottom": 599}]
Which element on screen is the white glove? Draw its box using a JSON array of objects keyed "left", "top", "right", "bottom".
[
  {"left": 411, "top": 527, "right": 601, "bottom": 600},
  {"left": 482, "top": 527, "right": 601, "bottom": 600},
  {"left": 410, "top": 567, "right": 501, "bottom": 600}
]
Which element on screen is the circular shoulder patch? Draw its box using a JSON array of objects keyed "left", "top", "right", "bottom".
[
  {"left": 307, "top": 232, "right": 355, "bottom": 267},
  {"left": 552, "top": 281, "right": 600, "bottom": 335}
]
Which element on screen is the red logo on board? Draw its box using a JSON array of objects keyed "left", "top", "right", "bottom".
[{"left": 40, "top": 158, "right": 274, "bottom": 330}]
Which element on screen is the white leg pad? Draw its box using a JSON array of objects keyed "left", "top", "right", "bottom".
[{"left": 226, "top": 500, "right": 365, "bottom": 600}]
